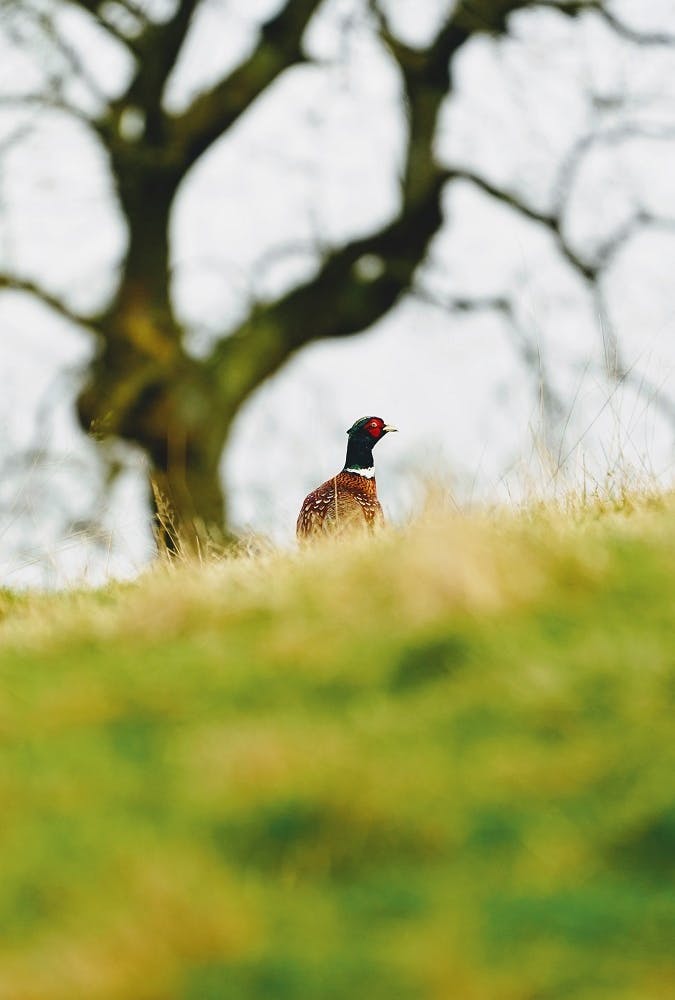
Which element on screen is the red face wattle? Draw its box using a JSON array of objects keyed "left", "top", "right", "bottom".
[{"left": 366, "top": 418, "right": 385, "bottom": 439}]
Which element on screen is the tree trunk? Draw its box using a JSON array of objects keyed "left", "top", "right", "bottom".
[
  {"left": 149, "top": 445, "right": 231, "bottom": 554},
  {"left": 77, "top": 321, "right": 233, "bottom": 552},
  {"left": 75, "top": 153, "right": 236, "bottom": 550}
]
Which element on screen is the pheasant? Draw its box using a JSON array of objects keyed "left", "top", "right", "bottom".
[{"left": 296, "top": 416, "right": 397, "bottom": 540}]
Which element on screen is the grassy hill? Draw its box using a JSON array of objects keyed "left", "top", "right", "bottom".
[{"left": 0, "top": 494, "right": 673, "bottom": 999}]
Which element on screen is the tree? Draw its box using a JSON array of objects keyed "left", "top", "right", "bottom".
[{"left": 1, "top": 0, "right": 674, "bottom": 545}]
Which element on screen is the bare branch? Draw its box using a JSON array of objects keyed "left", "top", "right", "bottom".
[
  {"left": 417, "top": 282, "right": 569, "bottom": 443},
  {"left": 210, "top": 172, "right": 447, "bottom": 406},
  {"left": 0, "top": 93, "right": 94, "bottom": 125},
  {"left": 449, "top": 0, "right": 601, "bottom": 34},
  {"left": 61, "top": 0, "right": 104, "bottom": 13},
  {"left": 443, "top": 166, "right": 598, "bottom": 280},
  {"left": 126, "top": 0, "right": 200, "bottom": 111},
  {"left": 0, "top": 121, "right": 32, "bottom": 155},
  {"left": 598, "top": 7, "right": 675, "bottom": 46},
  {"left": 554, "top": 122, "right": 675, "bottom": 217},
  {"left": 206, "top": 0, "right": 628, "bottom": 413},
  {"left": 0, "top": 273, "right": 93, "bottom": 327},
  {"left": 522, "top": 0, "right": 675, "bottom": 43},
  {"left": 205, "top": 0, "right": 481, "bottom": 403},
  {"left": 592, "top": 211, "right": 651, "bottom": 272},
  {"left": 169, "top": 0, "right": 323, "bottom": 171},
  {"left": 413, "top": 288, "right": 511, "bottom": 315},
  {"left": 449, "top": 0, "right": 675, "bottom": 45},
  {"left": 43, "top": 10, "right": 109, "bottom": 104},
  {"left": 65, "top": 0, "right": 145, "bottom": 45}
]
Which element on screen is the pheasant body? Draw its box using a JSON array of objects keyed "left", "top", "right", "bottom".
[
  {"left": 296, "top": 416, "right": 396, "bottom": 540},
  {"left": 296, "top": 470, "right": 384, "bottom": 538}
]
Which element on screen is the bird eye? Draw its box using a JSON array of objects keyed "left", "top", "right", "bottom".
[{"left": 370, "top": 421, "right": 377, "bottom": 428}]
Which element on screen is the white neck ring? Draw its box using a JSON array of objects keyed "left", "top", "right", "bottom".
[{"left": 345, "top": 467, "right": 375, "bottom": 479}]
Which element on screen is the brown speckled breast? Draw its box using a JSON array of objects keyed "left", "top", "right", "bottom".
[{"left": 296, "top": 471, "right": 384, "bottom": 539}]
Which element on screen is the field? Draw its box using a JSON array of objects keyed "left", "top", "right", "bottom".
[{"left": 0, "top": 494, "right": 673, "bottom": 999}]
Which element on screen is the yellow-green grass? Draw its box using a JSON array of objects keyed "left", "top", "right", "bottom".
[{"left": 0, "top": 494, "right": 673, "bottom": 999}]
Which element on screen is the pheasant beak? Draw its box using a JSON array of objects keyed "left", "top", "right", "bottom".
[{"left": 383, "top": 424, "right": 398, "bottom": 434}]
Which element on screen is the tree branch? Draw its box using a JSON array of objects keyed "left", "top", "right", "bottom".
[
  {"left": 0, "top": 121, "right": 32, "bottom": 155},
  {"left": 0, "top": 273, "right": 93, "bottom": 327},
  {"left": 168, "top": 0, "right": 322, "bottom": 172},
  {"left": 210, "top": 173, "right": 447, "bottom": 409},
  {"left": 205, "top": 0, "right": 620, "bottom": 412},
  {"left": 205, "top": 0, "right": 482, "bottom": 406},
  {"left": 597, "top": 7, "right": 675, "bottom": 46},
  {"left": 554, "top": 122, "right": 675, "bottom": 217},
  {"left": 51, "top": 14, "right": 108, "bottom": 102},
  {"left": 450, "top": 0, "right": 598, "bottom": 34},
  {"left": 55, "top": 0, "right": 143, "bottom": 48},
  {"left": 413, "top": 289, "right": 511, "bottom": 315},
  {"left": 0, "top": 93, "right": 92, "bottom": 124},
  {"left": 443, "top": 166, "right": 598, "bottom": 279},
  {"left": 126, "top": 0, "right": 200, "bottom": 113}
]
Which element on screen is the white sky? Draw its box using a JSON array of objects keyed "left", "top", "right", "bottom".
[{"left": 0, "top": 0, "right": 674, "bottom": 586}]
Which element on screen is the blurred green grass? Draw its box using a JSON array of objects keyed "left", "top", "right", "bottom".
[{"left": 0, "top": 495, "right": 673, "bottom": 999}]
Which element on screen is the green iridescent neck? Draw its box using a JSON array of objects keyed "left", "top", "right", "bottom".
[{"left": 343, "top": 435, "right": 375, "bottom": 472}]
